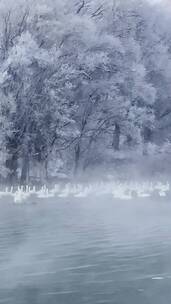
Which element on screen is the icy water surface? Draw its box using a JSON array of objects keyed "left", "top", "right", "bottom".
[{"left": 0, "top": 197, "right": 171, "bottom": 304}]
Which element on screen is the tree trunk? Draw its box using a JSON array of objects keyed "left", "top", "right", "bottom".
[
  {"left": 6, "top": 137, "right": 19, "bottom": 185},
  {"left": 126, "top": 134, "right": 133, "bottom": 148},
  {"left": 20, "top": 154, "right": 29, "bottom": 185},
  {"left": 143, "top": 127, "right": 152, "bottom": 143},
  {"left": 112, "top": 123, "right": 120, "bottom": 151},
  {"left": 142, "top": 127, "right": 152, "bottom": 155},
  {"left": 6, "top": 153, "right": 18, "bottom": 185},
  {"left": 74, "top": 143, "right": 81, "bottom": 175},
  {"left": 45, "top": 159, "right": 48, "bottom": 181}
]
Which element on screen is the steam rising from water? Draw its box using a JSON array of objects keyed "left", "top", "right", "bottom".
[{"left": 1, "top": 186, "right": 171, "bottom": 303}]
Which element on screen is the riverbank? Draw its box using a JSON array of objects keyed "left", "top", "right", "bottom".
[{"left": 0, "top": 180, "right": 170, "bottom": 204}]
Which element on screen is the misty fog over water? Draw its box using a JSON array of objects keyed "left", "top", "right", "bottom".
[{"left": 0, "top": 197, "right": 171, "bottom": 304}]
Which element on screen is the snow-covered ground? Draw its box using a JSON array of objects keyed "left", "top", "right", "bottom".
[{"left": 0, "top": 181, "right": 170, "bottom": 204}]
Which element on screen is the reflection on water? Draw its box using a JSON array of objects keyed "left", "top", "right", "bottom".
[{"left": 0, "top": 197, "right": 171, "bottom": 304}]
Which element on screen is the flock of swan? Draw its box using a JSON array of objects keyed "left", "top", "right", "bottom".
[{"left": 0, "top": 181, "right": 170, "bottom": 204}]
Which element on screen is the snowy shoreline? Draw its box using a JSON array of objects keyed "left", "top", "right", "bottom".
[{"left": 0, "top": 181, "right": 169, "bottom": 204}]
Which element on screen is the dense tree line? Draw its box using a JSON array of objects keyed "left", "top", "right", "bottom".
[{"left": 0, "top": 0, "right": 170, "bottom": 184}]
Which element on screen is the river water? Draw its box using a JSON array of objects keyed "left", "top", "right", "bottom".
[{"left": 0, "top": 197, "right": 171, "bottom": 304}]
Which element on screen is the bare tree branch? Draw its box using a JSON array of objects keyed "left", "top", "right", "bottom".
[
  {"left": 76, "top": 1, "right": 85, "bottom": 14},
  {"left": 91, "top": 5, "right": 104, "bottom": 18}
]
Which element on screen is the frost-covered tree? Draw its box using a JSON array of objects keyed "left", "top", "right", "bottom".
[{"left": 0, "top": 0, "right": 170, "bottom": 182}]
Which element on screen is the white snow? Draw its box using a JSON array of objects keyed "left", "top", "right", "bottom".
[{"left": 0, "top": 180, "right": 169, "bottom": 204}]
